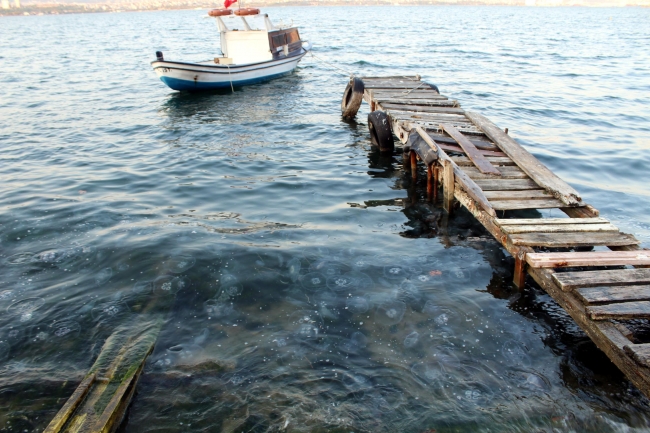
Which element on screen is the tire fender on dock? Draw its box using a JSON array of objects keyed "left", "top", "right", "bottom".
[
  {"left": 341, "top": 77, "right": 365, "bottom": 119},
  {"left": 368, "top": 110, "right": 394, "bottom": 153}
]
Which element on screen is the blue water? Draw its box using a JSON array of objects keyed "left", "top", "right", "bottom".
[{"left": 1, "top": 6, "right": 650, "bottom": 432}]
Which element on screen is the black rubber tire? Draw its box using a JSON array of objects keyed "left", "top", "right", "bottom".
[
  {"left": 341, "top": 77, "right": 365, "bottom": 119},
  {"left": 368, "top": 111, "right": 394, "bottom": 153}
]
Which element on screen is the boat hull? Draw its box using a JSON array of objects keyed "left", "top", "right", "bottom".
[{"left": 152, "top": 51, "right": 307, "bottom": 91}]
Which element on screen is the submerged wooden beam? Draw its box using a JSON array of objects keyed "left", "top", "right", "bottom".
[
  {"left": 465, "top": 111, "right": 583, "bottom": 207},
  {"left": 44, "top": 316, "right": 164, "bottom": 433}
]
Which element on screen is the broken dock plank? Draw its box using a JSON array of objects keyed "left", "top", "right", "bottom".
[
  {"left": 441, "top": 123, "right": 502, "bottom": 176},
  {"left": 466, "top": 111, "right": 583, "bottom": 207}
]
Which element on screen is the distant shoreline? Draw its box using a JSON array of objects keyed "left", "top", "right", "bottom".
[{"left": 1, "top": 1, "right": 648, "bottom": 17}]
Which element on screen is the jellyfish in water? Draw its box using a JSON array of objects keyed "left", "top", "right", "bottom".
[
  {"left": 7, "top": 252, "right": 35, "bottom": 265},
  {"left": 300, "top": 272, "right": 327, "bottom": 291},
  {"left": 403, "top": 331, "right": 419, "bottom": 348},
  {"left": 0, "top": 290, "right": 15, "bottom": 301},
  {"left": 91, "top": 301, "right": 128, "bottom": 321},
  {"left": 286, "top": 257, "right": 301, "bottom": 282},
  {"left": 502, "top": 340, "right": 531, "bottom": 367},
  {"left": 94, "top": 267, "right": 113, "bottom": 285},
  {"left": 346, "top": 296, "right": 369, "bottom": 314},
  {"left": 166, "top": 255, "right": 196, "bottom": 274},
  {"left": 154, "top": 275, "right": 189, "bottom": 295},
  {"left": 8, "top": 297, "right": 45, "bottom": 323},
  {"left": 376, "top": 300, "right": 406, "bottom": 326},
  {"left": 383, "top": 265, "right": 408, "bottom": 281}
]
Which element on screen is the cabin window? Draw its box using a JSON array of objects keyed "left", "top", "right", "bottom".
[
  {"left": 285, "top": 29, "right": 300, "bottom": 44},
  {"left": 271, "top": 34, "right": 286, "bottom": 49}
]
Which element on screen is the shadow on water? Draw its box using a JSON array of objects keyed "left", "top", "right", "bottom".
[{"left": 159, "top": 73, "right": 306, "bottom": 123}]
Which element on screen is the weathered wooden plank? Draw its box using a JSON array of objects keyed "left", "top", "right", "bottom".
[
  {"left": 502, "top": 223, "right": 618, "bottom": 234},
  {"left": 483, "top": 190, "right": 550, "bottom": 200},
  {"left": 438, "top": 144, "right": 506, "bottom": 157},
  {"left": 370, "top": 88, "right": 446, "bottom": 96},
  {"left": 387, "top": 110, "right": 470, "bottom": 122},
  {"left": 451, "top": 156, "right": 515, "bottom": 166},
  {"left": 413, "top": 126, "right": 496, "bottom": 217},
  {"left": 473, "top": 179, "right": 540, "bottom": 191},
  {"left": 562, "top": 205, "right": 600, "bottom": 218},
  {"left": 377, "top": 98, "right": 458, "bottom": 107},
  {"left": 365, "top": 83, "right": 434, "bottom": 90},
  {"left": 624, "top": 344, "right": 650, "bottom": 366},
  {"left": 464, "top": 166, "right": 528, "bottom": 180},
  {"left": 441, "top": 123, "right": 502, "bottom": 176},
  {"left": 392, "top": 116, "right": 472, "bottom": 127},
  {"left": 466, "top": 111, "right": 582, "bottom": 207},
  {"left": 373, "top": 93, "right": 447, "bottom": 100},
  {"left": 379, "top": 103, "right": 465, "bottom": 114},
  {"left": 553, "top": 268, "right": 650, "bottom": 291},
  {"left": 428, "top": 133, "right": 498, "bottom": 150},
  {"left": 512, "top": 232, "right": 640, "bottom": 248},
  {"left": 587, "top": 301, "right": 650, "bottom": 320},
  {"left": 497, "top": 217, "right": 610, "bottom": 226},
  {"left": 577, "top": 285, "right": 650, "bottom": 305},
  {"left": 490, "top": 198, "right": 566, "bottom": 210},
  {"left": 527, "top": 251, "right": 650, "bottom": 269}
]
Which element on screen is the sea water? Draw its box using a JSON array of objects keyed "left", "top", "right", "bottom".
[{"left": 1, "top": 6, "right": 650, "bottom": 432}]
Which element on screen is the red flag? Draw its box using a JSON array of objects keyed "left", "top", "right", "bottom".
[{"left": 224, "top": 0, "right": 237, "bottom": 8}]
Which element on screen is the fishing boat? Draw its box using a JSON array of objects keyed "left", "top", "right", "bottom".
[{"left": 151, "top": 7, "right": 311, "bottom": 92}]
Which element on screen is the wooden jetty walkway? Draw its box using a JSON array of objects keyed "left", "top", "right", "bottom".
[{"left": 353, "top": 75, "right": 650, "bottom": 398}]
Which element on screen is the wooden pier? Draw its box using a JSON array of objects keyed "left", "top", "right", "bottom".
[{"left": 355, "top": 76, "right": 650, "bottom": 398}]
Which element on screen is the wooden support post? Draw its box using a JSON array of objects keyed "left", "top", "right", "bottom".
[
  {"left": 411, "top": 151, "right": 417, "bottom": 180},
  {"left": 433, "top": 165, "right": 439, "bottom": 203},
  {"left": 403, "top": 150, "right": 411, "bottom": 171},
  {"left": 513, "top": 249, "right": 527, "bottom": 289},
  {"left": 427, "top": 165, "right": 433, "bottom": 202},
  {"left": 443, "top": 159, "right": 454, "bottom": 214}
]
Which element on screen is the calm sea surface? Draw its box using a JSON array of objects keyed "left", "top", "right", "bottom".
[{"left": 1, "top": 5, "right": 650, "bottom": 432}]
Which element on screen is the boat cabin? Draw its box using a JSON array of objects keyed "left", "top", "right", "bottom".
[{"left": 212, "top": 12, "right": 303, "bottom": 65}]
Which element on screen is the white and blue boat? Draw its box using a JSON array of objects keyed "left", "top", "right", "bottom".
[{"left": 152, "top": 8, "right": 310, "bottom": 92}]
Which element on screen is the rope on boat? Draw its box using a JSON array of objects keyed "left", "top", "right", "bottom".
[
  {"left": 226, "top": 64, "right": 234, "bottom": 93},
  {"left": 307, "top": 50, "right": 355, "bottom": 78}
]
